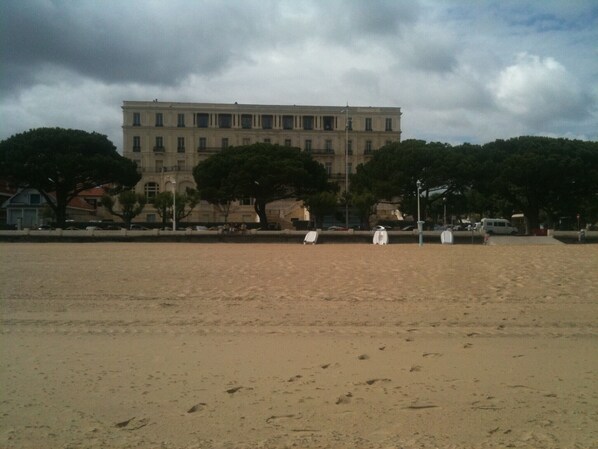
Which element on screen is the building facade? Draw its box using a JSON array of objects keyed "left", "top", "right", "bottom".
[{"left": 122, "top": 101, "right": 401, "bottom": 226}]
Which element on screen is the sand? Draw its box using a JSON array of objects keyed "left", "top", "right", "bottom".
[{"left": 1, "top": 243, "right": 597, "bottom": 449}]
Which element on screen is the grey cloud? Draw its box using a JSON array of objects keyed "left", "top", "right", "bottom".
[
  {"left": 1, "top": 0, "right": 596, "bottom": 145},
  {"left": 1, "top": 0, "right": 279, "bottom": 93}
]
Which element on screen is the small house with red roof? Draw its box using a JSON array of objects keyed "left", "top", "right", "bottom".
[{"left": 1, "top": 186, "right": 111, "bottom": 228}]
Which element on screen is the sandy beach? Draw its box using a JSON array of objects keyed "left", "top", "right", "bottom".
[{"left": 1, "top": 243, "right": 597, "bottom": 449}]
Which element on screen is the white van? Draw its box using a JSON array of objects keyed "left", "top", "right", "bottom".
[{"left": 480, "top": 218, "right": 518, "bottom": 235}]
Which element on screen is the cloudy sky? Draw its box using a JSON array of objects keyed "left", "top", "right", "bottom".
[{"left": 2, "top": 0, "right": 597, "bottom": 151}]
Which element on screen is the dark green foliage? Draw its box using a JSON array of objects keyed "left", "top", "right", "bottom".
[
  {"left": 101, "top": 190, "right": 146, "bottom": 227},
  {"left": 477, "top": 137, "right": 598, "bottom": 231},
  {"left": 351, "top": 136, "right": 598, "bottom": 231},
  {"left": 193, "top": 143, "right": 331, "bottom": 226},
  {"left": 151, "top": 189, "right": 200, "bottom": 226},
  {"left": 0, "top": 127, "right": 141, "bottom": 227},
  {"left": 303, "top": 191, "right": 338, "bottom": 228},
  {"left": 350, "top": 139, "right": 462, "bottom": 220}
]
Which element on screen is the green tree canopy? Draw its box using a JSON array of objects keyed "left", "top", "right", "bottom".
[
  {"left": 350, "top": 136, "right": 598, "bottom": 231},
  {"left": 151, "top": 189, "right": 200, "bottom": 227},
  {"left": 0, "top": 127, "right": 140, "bottom": 227},
  {"left": 193, "top": 143, "right": 331, "bottom": 226},
  {"left": 350, "top": 139, "right": 460, "bottom": 220},
  {"left": 101, "top": 190, "right": 146, "bottom": 228},
  {"left": 303, "top": 191, "right": 338, "bottom": 229},
  {"left": 476, "top": 137, "right": 598, "bottom": 231}
]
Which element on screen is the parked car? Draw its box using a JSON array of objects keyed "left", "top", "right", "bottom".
[{"left": 480, "top": 218, "right": 518, "bottom": 235}]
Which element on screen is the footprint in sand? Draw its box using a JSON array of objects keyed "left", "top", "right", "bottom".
[
  {"left": 365, "top": 378, "right": 391, "bottom": 385},
  {"left": 335, "top": 392, "right": 353, "bottom": 405},
  {"left": 187, "top": 403, "right": 207, "bottom": 413},
  {"left": 226, "top": 386, "right": 243, "bottom": 394},
  {"left": 115, "top": 417, "right": 149, "bottom": 430}
]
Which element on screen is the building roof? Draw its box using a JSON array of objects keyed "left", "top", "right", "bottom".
[
  {"left": 78, "top": 185, "right": 109, "bottom": 198},
  {"left": 2, "top": 187, "right": 96, "bottom": 211}
]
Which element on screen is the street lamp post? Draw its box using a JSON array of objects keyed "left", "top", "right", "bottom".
[
  {"left": 343, "top": 105, "right": 349, "bottom": 229},
  {"left": 417, "top": 180, "right": 423, "bottom": 246},
  {"left": 172, "top": 180, "right": 177, "bottom": 231},
  {"left": 443, "top": 196, "right": 447, "bottom": 226}
]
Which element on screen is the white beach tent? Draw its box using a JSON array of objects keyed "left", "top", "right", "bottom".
[
  {"left": 304, "top": 230, "right": 318, "bottom": 244},
  {"left": 441, "top": 229, "right": 454, "bottom": 244},
  {"left": 373, "top": 227, "right": 389, "bottom": 245}
]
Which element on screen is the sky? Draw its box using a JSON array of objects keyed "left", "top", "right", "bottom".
[{"left": 1, "top": 0, "right": 597, "bottom": 151}]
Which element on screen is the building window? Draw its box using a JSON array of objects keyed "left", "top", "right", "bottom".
[
  {"left": 365, "top": 117, "right": 372, "bottom": 131},
  {"left": 197, "top": 113, "right": 209, "bottom": 128},
  {"left": 133, "top": 112, "right": 141, "bottom": 126},
  {"left": 304, "top": 139, "right": 312, "bottom": 152},
  {"left": 146, "top": 213, "right": 156, "bottom": 223},
  {"left": 264, "top": 138, "right": 271, "bottom": 144},
  {"left": 284, "top": 139, "right": 292, "bottom": 147},
  {"left": 154, "top": 136, "right": 164, "bottom": 152},
  {"left": 155, "top": 113, "right": 163, "bottom": 127},
  {"left": 29, "top": 193, "right": 41, "bottom": 205},
  {"left": 282, "top": 115, "right": 293, "bottom": 130},
  {"left": 177, "top": 137, "right": 185, "bottom": 153},
  {"left": 365, "top": 140, "right": 372, "bottom": 154},
  {"left": 347, "top": 139, "right": 353, "bottom": 155},
  {"left": 218, "top": 114, "right": 232, "bottom": 128},
  {"left": 239, "top": 198, "right": 253, "bottom": 206},
  {"left": 262, "top": 115, "right": 273, "bottom": 129},
  {"left": 177, "top": 113, "right": 185, "bottom": 127},
  {"left": 348, "top": 163, "right": 353, "bottom": 174},
  {"left": 222, "top": 138, "right": 229, "bottom": 149},
  {"left": 385, "top": 118, "right": 392, "bottom": 131},
  {"left": 198, "top": 137, "right": 207, "bottom": 151},
  {"left": 347, "top": 117, "right": 353, "bottom": 131},
  {"left": 325, "top": 139, "right": 333, "bottom": 153},
  {"left": 242, "top": 138, "right": 250, "bottom": 145},
  {"left": 144, "top": 182, "right": 160, "bottom": 201},
  {"left": 303, "top": 115, "right": 314, "bottom": 130},
  {"left": 133, "top": 136, "right": 141, "bottom": 152},
  {"left": 325, "top": 162, "right": 332, "bottom": 176},
  {"left": 241, "top": 114, "right": 252, "bottom": 129},
  {"left": 323, "top": 116, "right": 334, "bottom": 131}
]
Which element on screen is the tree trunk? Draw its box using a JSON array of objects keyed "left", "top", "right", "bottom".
[
  {"left": 254, "top": 201, "right": 268, "bottom": 228},
  {"left": 523, "top": 206, "right": 540, "bottom": 235},
  {"left": 55, "top": 196, "right": 68, "bottom": 228}
]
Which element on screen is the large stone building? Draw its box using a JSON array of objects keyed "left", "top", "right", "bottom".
[{"left": 122, "top": 101, "right": 401, "bottom": 226}]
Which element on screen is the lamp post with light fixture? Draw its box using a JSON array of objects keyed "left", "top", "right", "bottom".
[
  {"left": 417, "top": 179, "right": 423, "bottom": 246},
  {"left": 341, "top": 105, "right": 350, "bottom": 229},
  {"left": 443, "top": 196, "right": 447, "bottom": 226},
  {"left": 171, "top": 179, "right": 177, "bottom": 231}
]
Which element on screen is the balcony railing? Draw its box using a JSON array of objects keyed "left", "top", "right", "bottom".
[
  {"left": 307, "top": 148, "right": 335, "bottom": 155},
  {"left": 197, "top": 146, "right": 223, "bottom": 154},
  {"left": 153, "top": 146, "right": 165, "bottom": 153},
  {"left": 140, "top": 166, "right": 184, "bottom": 173}
]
